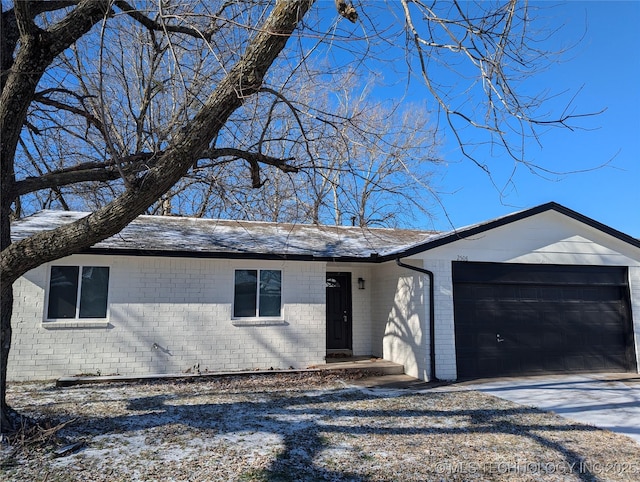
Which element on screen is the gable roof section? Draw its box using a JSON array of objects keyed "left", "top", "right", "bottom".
[
  {"left": 394, "top": 201, "right": 640, "bottom": 258},
  {"left": 10, "top": 202, "right": 639, "bottom": 262}
]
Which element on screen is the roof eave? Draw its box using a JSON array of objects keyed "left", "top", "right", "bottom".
[
  {"left": 80, "top": 247, "right": 383, "bottom": 263},
  {"left": 23, "top": 202, "right": 640, "bottom": 263},
  {"left": 391, "top": 202, "right": 640, "bottom": 259}
]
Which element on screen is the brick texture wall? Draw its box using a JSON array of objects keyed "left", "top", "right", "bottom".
[
  {"left": 414, "top": 211, "right": 640, "bottom": 379},
  {"left": 9, "top": 210, "right": 639, "bottom": 382},
  {"left": 371, "top": 262, "right": 430, "bottom": 380},
  {"left": 8, "top": 255, "right": 327, "bottom": 381}
]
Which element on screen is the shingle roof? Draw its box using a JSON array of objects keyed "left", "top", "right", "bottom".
[
  {"left": 12, "top": 203, "right": 638, "bottom": 262},
  {"left": 10, "top": 210, "right": 438, "bottom": 260}
]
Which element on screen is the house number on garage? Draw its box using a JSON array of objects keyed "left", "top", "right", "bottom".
[{"left": 456, "top": 255, "right": 469, "bottom": 261}]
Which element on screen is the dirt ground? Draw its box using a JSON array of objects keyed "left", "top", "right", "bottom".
[{"left": 2, "top": 372, "right": 640, "bottom": 481}]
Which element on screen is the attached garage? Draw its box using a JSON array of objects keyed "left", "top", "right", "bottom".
[
  {"left": 453, "top": 261, "right": 636, "bottom": 379},
  {"left": 8, "top": 201, "right": 640, "bottom": 382}
]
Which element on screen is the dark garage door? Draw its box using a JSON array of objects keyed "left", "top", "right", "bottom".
[{"left": 453, "top": 262, "right": 636, "bottom": 379}]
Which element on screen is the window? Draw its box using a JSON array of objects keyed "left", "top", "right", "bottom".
[
  {"left": 233, "top": 269, "right": 281, "bottom": 318},
  {"left": 47, "top": 266, "right": 110, "bottom": 319}
]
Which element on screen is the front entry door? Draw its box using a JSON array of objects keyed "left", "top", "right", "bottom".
[{"left": 326, "top": 273, "right": 352, "bottom": 351}]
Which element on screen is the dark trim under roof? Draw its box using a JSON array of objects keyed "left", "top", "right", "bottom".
[{"left": 79, "top": 247, "right": 378, "bottom": 263}]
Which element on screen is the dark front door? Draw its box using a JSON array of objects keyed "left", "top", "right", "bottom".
[
  {"left": 453, "top": 262, "right": 635, "bottom": 379},
  {"left": 326, "top": 273, "right": 352, "bottom": 351}
]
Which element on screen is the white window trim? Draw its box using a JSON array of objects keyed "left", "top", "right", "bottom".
[
  {"left": 43, "top": 263, "right": 111, "bottom": 328},
  {"left": 231, "top": 268, "right": 284, "bottom": 323}
]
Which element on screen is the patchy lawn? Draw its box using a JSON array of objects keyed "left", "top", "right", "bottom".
[{"left": 2, "top": 372, "right": 639, "bottom": 481}]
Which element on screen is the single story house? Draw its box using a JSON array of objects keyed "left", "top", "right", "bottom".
[{"left": 8, "top": 202, "right": 640, "bottom": 382}]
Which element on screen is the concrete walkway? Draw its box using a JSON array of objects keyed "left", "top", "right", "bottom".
[{"left": 462, "top": 374, "right": 640, "bottom": 444}]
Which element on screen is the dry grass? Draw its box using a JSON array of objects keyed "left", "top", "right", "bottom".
[{"left": 2, "top": 372, "right": 639, "bottom": 481}]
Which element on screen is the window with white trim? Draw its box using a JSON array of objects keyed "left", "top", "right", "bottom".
[
  {"left": 47, "top": 266, "right": 110, "bottom": 320},
  {"left": 233, "top": 269, "right": 281, "bottom": 318}
]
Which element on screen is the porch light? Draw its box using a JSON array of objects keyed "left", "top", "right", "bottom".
[{"left": 357, "top": 277, "right": 365, "bottom": 290}]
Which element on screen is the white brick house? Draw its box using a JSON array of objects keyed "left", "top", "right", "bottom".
[{"left": 8, "top": 202, "right": 640, "bottom": 381}]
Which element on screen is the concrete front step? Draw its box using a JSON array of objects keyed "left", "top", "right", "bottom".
[{"left": 317, "top": 357, "right": 405, "bottom": 376}]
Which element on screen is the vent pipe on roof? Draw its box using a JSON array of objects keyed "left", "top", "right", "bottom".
[{"left": 395, "top": 258, "right": 438, "bottom": 382}]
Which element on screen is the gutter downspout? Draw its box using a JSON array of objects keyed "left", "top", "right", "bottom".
[{"left": 395, "top": 258, "right": 438, "bottom": 382}]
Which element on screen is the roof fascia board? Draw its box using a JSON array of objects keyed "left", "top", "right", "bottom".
[
  {"left": 79, "top": 247, "right": 380, "bottom": 264},
  {"left": 551, "top": 203, "right": 640, "bottom": 249},
  {"left": 382, "top": 202, "right": 640, "bottom": 260}
]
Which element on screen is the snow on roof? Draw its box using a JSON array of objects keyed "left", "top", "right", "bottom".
[{"left": 10, "top": 210, "right": 439, "bottom": 259}]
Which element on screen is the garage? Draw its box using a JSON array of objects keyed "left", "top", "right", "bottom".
[{"left": 453, "top": 261, "right": 636, "bottom": 379}]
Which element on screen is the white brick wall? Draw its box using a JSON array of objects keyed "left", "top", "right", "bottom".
[
  {"left": 429, "top": 258, "right": 457, "bottom": 380},
  {"left": 371, "top": 262, "right": 430, "bottom": 380},
  {"left": 8, "top": 255, "right": 327, "bottom": 381},
  {"left": 410, "top": 210, "right": 640, "bottom": 379},
  {"left": 9, "top": 210, "right": 640, "bottom": 382},
  {"left": 350, "top": 265, "right": 373, "bottom": 356}
]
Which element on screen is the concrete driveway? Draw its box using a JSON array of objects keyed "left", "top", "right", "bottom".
[{"left": 463, "top": 373, "right": 640, "bottom": 444}]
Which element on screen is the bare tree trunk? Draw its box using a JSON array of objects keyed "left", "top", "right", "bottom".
[
  {"left": 0, "top": 0, "right": 314, "bottom": 434},
  {"left": 1, "top": 284, "right": 14, "bottom": 432},
  {"left": 1, "top": 201, "right": 14, "bottom": 432}
]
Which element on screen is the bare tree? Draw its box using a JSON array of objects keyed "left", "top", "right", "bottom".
[
  {"left": 149, "top": 69, "right": 441, "bottom": 227},
  {"left": 1, "top": 0, "right": 320, "bottom": 432},
  {"left": 317, "top": 95, "right": 440, "bottom": 228},
  {"left": 1, "top": 0, "right": 591, "bottom": 431}
]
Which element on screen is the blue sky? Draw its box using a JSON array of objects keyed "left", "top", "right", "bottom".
[{"left": 422, "top": 1, "right": 639, "bottom": 237}]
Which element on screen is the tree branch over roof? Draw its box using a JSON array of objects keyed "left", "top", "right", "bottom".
[
  {"left": 12, "top": 146, "right": 299, "bottom": 197},
  {"left": 2, "top": 0, "right": 315, "bottom": 289},
  {"left": 1, "top": 0, "right": 111, "bottom": 185}
]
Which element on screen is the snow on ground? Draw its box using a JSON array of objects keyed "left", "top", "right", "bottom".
[{"left": 3, "top": 373, "right": 640, "bottom": 481}]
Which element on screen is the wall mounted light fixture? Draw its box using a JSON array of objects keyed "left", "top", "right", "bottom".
[{"left": 357, "top": 277, "right": 365, "bottom": 290}]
